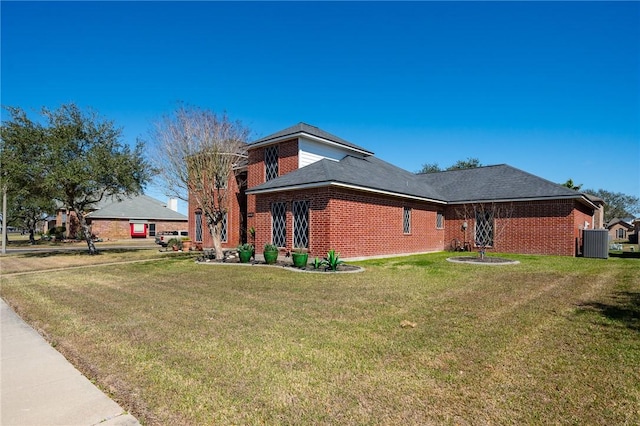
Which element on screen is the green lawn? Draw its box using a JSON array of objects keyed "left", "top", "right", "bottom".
[{"left": 1, "top": 252, "right": 638, "bottom": 425}]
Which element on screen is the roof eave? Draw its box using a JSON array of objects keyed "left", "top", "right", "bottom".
[
  {"left": 447, "top": 194, "right": 595, "bottom": 207},
  {"left": 249, "top": 132, "right": 374, "bottom": 157},
  {"left": 247, "top": 181, "right": 447, "bottom": 204}
]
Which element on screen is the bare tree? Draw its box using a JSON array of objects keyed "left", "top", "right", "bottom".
[
  {"left": 150, "top": 106, "right": 250, "bottom": 259},
  {"left": 454, "top": 202, "right": 514, "bottom": 259}
]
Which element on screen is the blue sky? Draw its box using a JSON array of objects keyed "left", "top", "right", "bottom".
[{"left": 2, "top": 1, "right": 639, "bottom": 213}]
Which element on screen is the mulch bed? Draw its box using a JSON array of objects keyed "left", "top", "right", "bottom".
[{"left": 196, "top": 256, "right": 363, "bottom": 273}]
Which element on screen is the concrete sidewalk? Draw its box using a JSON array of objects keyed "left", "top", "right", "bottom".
[{"left": 1, "top": 299, "right": 140, "bottom": 426}]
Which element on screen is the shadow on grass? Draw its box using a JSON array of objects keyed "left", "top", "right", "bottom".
[
  {"left": 578, "top": 291, "right": 640, "bottom": 332},
  {"left": 15, "top": 248, "right": 152, "bottom": 258},
  {"left": 609, "top": 251, "right": 640, "bottom": 259}
]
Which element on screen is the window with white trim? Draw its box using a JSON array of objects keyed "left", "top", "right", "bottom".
[
  {"left": 436, "top": 211, "right": 444, "bottom": 229},
  {"left": 403, "top": 207, "right": 411, "bottom": 234},
  {"left": 475, "top": 211, "right": 494, "bottom": 247},
  {"left": 271, "top": 202, "right": 286, "bottom": 247},
  {"left": 293, "top": 200, "right": 309, "bottom": 249},
  {"left": 265, "top": 145, "right": 279, "bottom": 181}
]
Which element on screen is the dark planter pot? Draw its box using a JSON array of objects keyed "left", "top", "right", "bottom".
[
  {"left": 238, "top": 249, "right": 252, "bottom": 263},
  {"left": 263, "top": 250, "right": 278, "bottom": 265},
  {"left": 291, "top": 252, "right": 308, "bottom": 268}
]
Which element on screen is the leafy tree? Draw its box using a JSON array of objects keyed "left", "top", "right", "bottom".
[
  {"left": 0, "top": 107, "right": 53, "bottom": 244},
  {"left": 418, "top": 158, "right": 483, "bottom": 174},
  {"left": 417, "top": 162, "right": 442, "bottom": 174},
  {"left": 149, "top": 105, "right": 250, "bottom": 260},
  {"left": 2, "top": 104, "right": 153, "bottom": 254},
  {"left": 561, "top": 179, "right": 582, "bottom": 191},
  {"left": 447, "top": 157, "right": 483, "bottom": 171},
  {"left": 583, "top": 188, "right": 640, "bottom": 223}
]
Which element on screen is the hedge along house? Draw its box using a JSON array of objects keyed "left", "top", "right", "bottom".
[
  {"left": 191, "top": 123, "right": 599, "bottom": 258},
  {"left": 84, "top": 195, "right": 187, "bottom": 240}
]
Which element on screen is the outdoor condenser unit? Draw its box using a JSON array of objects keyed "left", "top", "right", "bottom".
[{"left": 582, "top": 229, "right": 609, "bottom": 259}]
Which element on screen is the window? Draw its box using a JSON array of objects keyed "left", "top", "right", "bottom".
[
  {"left": 617, "top": 228, "right": 626, "bottom": 239},
  {"left": 293, "top": 200, "right": 309, "bottom": 248},
  {"left": 265, "top": 145, "right": 279, "bottom": 181},
  {"left": 221, "top": 212, "right": 228, "bottom": 243},
  {"left": 475, "top": 211, "right": 494, "bottom": 247},
  {"left": 403, "top": 207, "right": 411, "bottom": 234},
  {"left": 194, "top": 211, "right": 203, "bottom": 242},
  {"left": 149, "top": 223, "right": 156, "bottom": 237},
  {"left": 271, "top": 202, "right": 286, "bottom": 247},
  {"left": 436, "top": 211, "right": 444, "bottom": 229}
]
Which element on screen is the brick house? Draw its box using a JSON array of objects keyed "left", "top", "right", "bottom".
[
  {"left": 190, "top": 123, "right": 599, "bottom": 258},
  {"left": 606, "top": 218, "right": 635, "bottom": 242},
  {"left": 84, "top": 195, "right": 187, "bottom": 240}
]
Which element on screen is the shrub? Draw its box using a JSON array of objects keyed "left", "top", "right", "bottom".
[
  {"left": 323, "top": 250, "right": 344, "bottom": 271},
  {"left": 264, "top": 243, "right": 278, "bottom": 252},
  {"left": 238, "top": 243, "right": 254, "bottom": 251}
]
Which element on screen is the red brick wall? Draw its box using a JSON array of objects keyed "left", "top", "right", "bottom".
[
  {"left": 246, "top": 139, "right": 300, "bottom": 246},
  {"left": 444, "top": 200, "right": 589, "bottom": 256},
  {"left": 90, "top": 219, "right": 187, "bottom": 240},
  {"left": 253, "top": 187, "right": 446, "bottom": 258},
  {"left": 188, "top": 171, "right": 243, "bottom": 249}
]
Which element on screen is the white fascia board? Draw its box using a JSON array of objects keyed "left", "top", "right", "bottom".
[
  {"left": 250, "top": 133, "right": 373, "bottom": 157},
  {"left": 447, "top": 194, "right": 594, "bottom": 207},
  {"left": 247, "top": 181, "right": 447, "bottom": 204}
]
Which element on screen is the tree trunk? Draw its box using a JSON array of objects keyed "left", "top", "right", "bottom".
[
  {"left": 208, "top": 221, "right": 224, "bottom": 260},
  {"left": 73, "top": 208, "right": 98, "bottom": 255}
]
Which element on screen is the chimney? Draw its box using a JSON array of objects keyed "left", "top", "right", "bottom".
[{"left": 168, "top": 198, "right": 178, "bottom": 212}]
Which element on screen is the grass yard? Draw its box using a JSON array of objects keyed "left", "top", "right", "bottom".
[{"left": 1, "top": 252, "right": 638, "bottom": 425}]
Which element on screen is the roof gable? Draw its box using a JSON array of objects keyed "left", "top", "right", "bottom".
[{"left": 249, "top": 123, "right": 374, "bottom": 156}]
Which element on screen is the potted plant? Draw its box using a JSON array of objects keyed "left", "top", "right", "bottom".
[
  {"left": 167, "top": 237, "right": 182, "bottom": 251},
  {"left": 237, "top": 243, "right": 254, "bottom": 263},
  {"left": 263, "top": 243, "right": 279, "bottom": 264},
  {"left": 182, "top": 237, "right": 192, "bottom": 251},
  {"left": 291, "top": 248, "right": 309, "bottom": 268}
]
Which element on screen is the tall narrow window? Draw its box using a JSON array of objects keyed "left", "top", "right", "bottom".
[
  {"left": 265, "top": 145, "right": 279, "bottom": 181},
  {"left": 271, "top": 202, "right": 286, "bottom": 247},
  {"left": 403, "top": 207, "right": 411, "bottom": 234},
  {"left": 194, "top": 211, "right": 203, "bottom": 242},
  {"left": 475, "top": 211, "right": 494, "bottom": 246},
  {"left": 293, "top": 200, "right": 309, "bottom": 249},
  {"left": 220, "top": 212, "right": 228, "bottom": 243},
  {"left": 436, "top": 211, "right": 444, "bottom": 229}
]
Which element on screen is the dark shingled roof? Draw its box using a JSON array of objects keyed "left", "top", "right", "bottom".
[
  {"left": 250, "top": 123, "right": 374, "bottom": 155},
  {"left": 249, "top": 159, "right": 588, "bottom": 205},
  {"left": 85, "top": 195, "right": 187, "bottom": 221},
  {"left": 416, "top": 164, "right": 585, "bottom": 203},
  {"left": 247, "top": 155, "right": 447, "bottom": 202}
]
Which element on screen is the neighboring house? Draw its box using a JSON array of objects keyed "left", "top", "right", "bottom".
[
  {"left": 84, "top": 195, "right": 187, "bottom": 240},
  {"left": 632, "top": 218, "right": 640, "bottom": 244},
  {"left": 606, "top": 218, "right": 635, "bottom": 242},
  {"left": 190, "top": 123, "right": 600, "bottom": 258}
]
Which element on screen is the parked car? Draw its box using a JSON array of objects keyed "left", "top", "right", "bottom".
[{"left": 155, "top": 230, "right": 188, "bottom": 247}]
